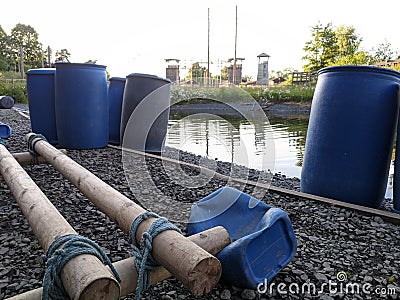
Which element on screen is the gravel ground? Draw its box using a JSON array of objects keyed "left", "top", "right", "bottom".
[{"left": 0, "top": 106, "right": 399, "bottom": 300}]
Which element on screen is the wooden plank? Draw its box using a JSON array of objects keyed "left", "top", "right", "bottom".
[{"left": 108, "top": 145, "right": 400, "bottom": 225}]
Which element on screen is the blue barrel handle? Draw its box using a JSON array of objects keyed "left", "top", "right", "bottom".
[{"left": 0, "top": 122, "right": 12, "bottom": 139}]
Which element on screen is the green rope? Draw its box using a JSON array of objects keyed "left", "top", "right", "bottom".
[
  {"left": 27, "top": 133, "right": 47, "bottom": 165},
  {"left": 42, "top": 234, "right": 121, "bottom": 300},
  {"left": 0, "top": 138, "right": 6, "bottom": 147},
  {"left": 130, "top": 212, "right": 182, "bottom": 300}
]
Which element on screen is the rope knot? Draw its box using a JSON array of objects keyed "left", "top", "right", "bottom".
[
  {"left": 0, "top": 138, "right": 6, "bottom": 147},
  {"left": 130, "top": 211, "right": 182, "bottom": 300},
  {"left": 27, "top": 133, "right": 47, "bottom": 165},
  {"left": 42, "top": 234, "right": 120, "bottom": 300}
]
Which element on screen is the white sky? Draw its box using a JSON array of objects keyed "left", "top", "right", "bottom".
[{"left": 2, "top": 0, "right": 399, "bottom": 79}]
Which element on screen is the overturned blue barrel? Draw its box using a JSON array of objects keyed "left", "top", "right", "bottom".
[
  {"left": 26, "top": 68, "right": 57, "bottom": 144},
  {"left": 301, "top": 66, "right": 400, "bottom": 208},
  {"left": 120, "top": 73, "right": 171, "bottom": 153},
  {"left": 187, "top": 187, "right": 297, "bottom": 289},
  {"left": 0, "top": 96, "right": 14, "bottom": 109},
  {"left": 55, "top": 63, "right": 108, "bottom": 149},
  {"left": 108, "top": 77, "right": 126, "bottom": 145}
]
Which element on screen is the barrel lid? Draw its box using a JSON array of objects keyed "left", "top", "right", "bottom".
[
  {"left": 26, "top": 68, "right": 56, "bottom": 75},
  {"left": 109, "top": 77, "right": 126, "bottom": 82},
  {"left": 318, "top": 65, "right": 400, "bottom": 78},
  {"left": 55, "top": 62, "right": 107, "bottom": 69},
  {"left": 126, "top": 73, "right": 171, "bottom": 83}
]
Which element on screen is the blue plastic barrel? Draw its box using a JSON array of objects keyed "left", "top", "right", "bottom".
[
  {"left": 0, "top": 123, "right": 12, "bottom": 138},
  {"left": 0, "top": 96, "right": 14, "bottom": 109},
  {"left": 55, "top": 63, "right": 108, "bottom": 149},
  {"left": 108, "top": 77, "right": 126, "bottom": 145},
  {"left": 26, "top": 68, "right": 57, "bottom": 144},
  {"left": 120, "top": 73, "right": 171, "bottom": 153},
  {"left": 187, "top": 187, "right": 297, "bottom": 289},
  {"left": 301, "top": 66, "right": 400, "bottom": 208}
]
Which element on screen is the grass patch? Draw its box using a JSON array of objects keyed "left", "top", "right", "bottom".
[{"left": 171, "top": 84, "right": 315, "bottom": 105}]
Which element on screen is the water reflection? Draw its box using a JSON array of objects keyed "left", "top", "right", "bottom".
[
  {"left": 166, "top": 113, "right": 394, "bottom": 198},
  {"left": 167, "top": 113, "right": 274, "bottom": 173}
]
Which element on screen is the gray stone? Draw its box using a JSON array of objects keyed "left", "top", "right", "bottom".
[
  {"left": 220, "top": 289, "right": 231, "bottom": 300},
  {"left": 315, "top": 272, "right": 328, "bottom": 282},
  {"left": 364, "top": 275, "right": 373, "bottom": 282},
  {"left": 241, "top": 289, "right": 256, "bottom": 300}
]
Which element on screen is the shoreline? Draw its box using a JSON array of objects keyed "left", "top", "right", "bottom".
[{"left": 171, "top": 102, "right": 311, "bottom": 117}]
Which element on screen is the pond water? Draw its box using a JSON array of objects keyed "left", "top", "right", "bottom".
[{"left": 166, "top": 112, "right": 394, "bottom": 198}]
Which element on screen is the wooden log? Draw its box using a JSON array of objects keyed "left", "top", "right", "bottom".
[
  {"left": 12, "top": 149, "right": 67, "bottom": 166},
  {"left": 26, "top": 133, "right": 222, "bottom": 295},
  {"left": 7, "top": 226, "right": 230, "bottom": 300},
  {"left": 0, "top": 144, "right": 120, "bottom": 300}
]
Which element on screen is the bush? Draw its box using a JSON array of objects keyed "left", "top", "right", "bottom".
[
  {"left": 242, "top": 84, "right": 315, "bottom": 103},
  {"left": 0, "top": 80, "right": 27, "bottom": 103}
]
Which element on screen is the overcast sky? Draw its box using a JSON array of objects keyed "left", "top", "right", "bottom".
[{"left": 2, "top": 0, "right": 399, "bottom": 79}]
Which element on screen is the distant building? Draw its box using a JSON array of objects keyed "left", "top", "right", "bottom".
[
  {"left": 227, "top": 58, "right": 245, "bottom": 85},
  {"left": 373, "top": 58, "right": 400, "bottom": 69},
  {"left": 256, "top": 52, "right": 270, "bottom": 85},
  {"left": 270, "top": 76, "right": 286, "bottom": 85},
  {"left": 165, "top": 59, "right": 180, "bottom": 83}
]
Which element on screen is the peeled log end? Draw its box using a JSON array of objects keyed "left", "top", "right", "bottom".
[
  {"left": 79, "top": 278, "right": 120, "bottom": 300},
  {"left": 187, "top": 256, "right": 222, "bottom": 296}
]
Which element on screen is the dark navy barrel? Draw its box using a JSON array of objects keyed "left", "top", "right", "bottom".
[
  {"left": 120, "top": 73, "right": 171, "bottom": 153},
  {"left": 301, "top": 66, "right": 400, "bottom": 208},
  {"left": 55, "top": 63, "right": 108, "bottom": 149},
  {"left": 0, "top": 96, "right": 14, "bottom": 109},
  {"left": 108, "top": 77, "right": 126, "bottom": 145},
  {"left": 26, "top": 68, "right": 57, "bottom": 144}
]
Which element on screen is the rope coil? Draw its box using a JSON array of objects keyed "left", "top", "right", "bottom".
[
  {"left": 130, "top": 211, "right": 182, "bottom": 300},
  {"left": 27, "top": 133, "right": 47, "bottom": 164},
  {"left": 42, "top": 234, "right": 121, "bottom": 300}
]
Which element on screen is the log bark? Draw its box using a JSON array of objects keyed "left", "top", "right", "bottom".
[
  {"left": 12, "top": 149, "right": 67, "bottom": 166},
  {"left": 25, "top": 133, "right": 222, "bottom": 295},
  {"left": 7, "top": 226, "right": 230, "bottom": 300},
  {"left": 0, "top": 144, "right": 120, "bottom": 300}
]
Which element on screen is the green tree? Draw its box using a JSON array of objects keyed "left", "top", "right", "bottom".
[
  {"left": 9, "top": 23, "right": 44, "bottom": 70},
  {"left": 302, "top": 22, "right": 338, "bottom": 72},
  {"left": 371, "top": 39, "right": 395, "bottom": 62},
  {"left": 220, "top": 66, "right": 228, "bottom": 80},
  {"left": 55, "top": 49, "right": 71, "bottom": 62},
  {"left": 303, "top": 22, "right": 374, "bottom": 70},
  {"left": 186, "top": 62, "right": 206, "bottom": 81},
  {"left": 335, "top": 25, "right": 361, "bottom": 57},
  {"left": 333, "top": 25, "right": 372, "bottom": 65},
  {"left": 0, "top": 25, "right": 8, "bottom": 70}
]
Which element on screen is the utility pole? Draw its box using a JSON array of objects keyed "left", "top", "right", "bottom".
[
  {"left": 47, "top": 46, "right": 52, "bottom": 67},
  {"left": 19, "top": 46, "right": 24, "bottom": 79},
  {"left": 233, "top": 5, "right": 238, "bottom": 85},
  {"left": 207, "top": 7, "right": 210, "bottom": 86}
]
